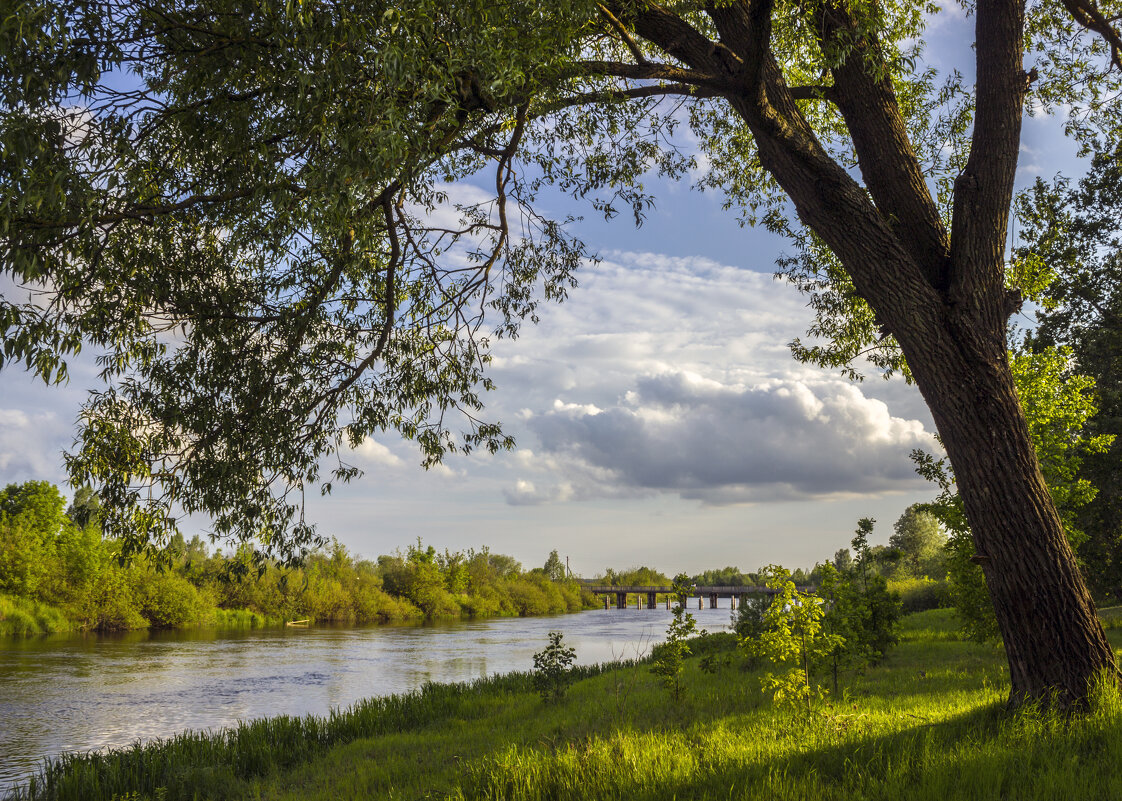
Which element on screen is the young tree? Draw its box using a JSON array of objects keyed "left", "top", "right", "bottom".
[
  {"left": 5, "top": 0, "right": 1122, "bottom": 704},
  {"left": 651, "top": 573, "right": 698, "bottom": 702},
  {"left": 851, "top": 517, "right": 875, "bottom": 590},
  {"left": 532, "top": 631, "right": 578, "bottom": 704},
  {"left": 746, "top": 564, "right": 842, "bottom": 711}
]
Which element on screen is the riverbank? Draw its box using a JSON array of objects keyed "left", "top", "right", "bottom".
[{"left": 11, "top": 609, "right": 1122, "bottom": 801}]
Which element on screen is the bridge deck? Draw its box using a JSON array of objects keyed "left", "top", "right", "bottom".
[{"left": 585, "top": 585, "right": 781, "bottom": 594}]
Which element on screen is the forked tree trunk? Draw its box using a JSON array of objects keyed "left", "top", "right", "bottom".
[
  {"left": 616, "top": 0, "right": 1120, "bottom": 707},
  {"left": 901, "top": 314, "right": 1118, "bottom": 706}
]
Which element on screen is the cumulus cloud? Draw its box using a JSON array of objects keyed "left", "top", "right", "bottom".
[
  {"left": 518, "top": 370, "right": 934, "bottom": 504},
  {"left": 485, "top": 250, "right": 937, "bottom": 506}
]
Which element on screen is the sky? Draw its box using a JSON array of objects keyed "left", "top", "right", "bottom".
[{"left": 0, "top": 5, "right": 1094, "bottom": 577}]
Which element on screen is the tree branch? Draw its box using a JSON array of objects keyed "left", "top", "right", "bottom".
[
  {"left": 788, "top": 84, "right": 836, "bottom": 101},
  {"left": 597, "top": 2, "right": 649, "bottom": 65},
  {"left": 949, "top": 0, "right": 1026, "bottom": 337},
  {"left": 1061, "top": 0, "right": 1122, "bottom": 69},
  {"left": 813, "top": 0, "right": 951, "bottom": 291},
  {"left": 543, "top": 83, "right": 721, "bottom": 113},
  {"left": 576, "top": 59, "right": 725, "bottom": 89}
]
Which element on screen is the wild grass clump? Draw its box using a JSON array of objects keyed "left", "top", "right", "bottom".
[
  {"left": 209, "top": 608, "right": 271, "bottom": 628},
  {"left": 0, "top": 595, "right": 73, "bottom": 637}
]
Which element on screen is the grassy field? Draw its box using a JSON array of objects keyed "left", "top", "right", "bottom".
[{"left": 12, "top": 609, "right": 1122, "bottom": 801}]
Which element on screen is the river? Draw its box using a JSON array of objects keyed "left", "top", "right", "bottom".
[{"left": 0, "top": 603, "right": 739, "bottom": 793}]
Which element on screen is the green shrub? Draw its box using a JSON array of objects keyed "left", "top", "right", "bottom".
[
  {"left": 303, "top": 577, "right": 352, "bottom": 622},
  {"left": 506, "top": 578, "right": 553, "bottom": 616},
  {"left": 135, "top": 571, "right": 206, "bottom": 628},
  {"left": 80, "top": 568, "right": 147, "bottom": 631},
  {"left": 352, "top": 585, "right": 420, "bottom": 623}
]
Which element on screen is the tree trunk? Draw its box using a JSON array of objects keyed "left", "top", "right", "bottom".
[
  {"left": 901, "top": 314, "right": 1118, "bottom": 706},
  {"left": 618, "top": 0, "right": 1119, "bottom": 707}
]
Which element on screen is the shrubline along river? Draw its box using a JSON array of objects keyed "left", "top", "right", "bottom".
[{"left": 0, "top": 603, "right": 739, "bottom": 793}]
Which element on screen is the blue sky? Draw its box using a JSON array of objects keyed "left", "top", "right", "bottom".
[{"left": 0, "top": 4, "right": 1093, "bottom": 576}]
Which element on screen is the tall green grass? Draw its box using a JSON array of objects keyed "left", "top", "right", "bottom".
[
  {"left": 0, "top": 595, "right": 73, "bottom": 637},
  {"left": 208, "top": 608, "right": 274, "bottom": 629}
]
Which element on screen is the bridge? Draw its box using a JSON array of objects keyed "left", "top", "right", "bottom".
[{"left": 585, "top": 584, "right": 798, "bottom": 610}]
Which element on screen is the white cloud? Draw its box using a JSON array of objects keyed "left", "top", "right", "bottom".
[
  {"left": 351, "top": 438, "right": 402, "bottom": 467},
  {"left": 525, "top": 372, "right": 934, "bottom": 504},
  {"left": 477, "top": 250, "right": 937, "bottom": 508},
  {"left": 0, "top": 408, "right": 70, "bottom": 482}
]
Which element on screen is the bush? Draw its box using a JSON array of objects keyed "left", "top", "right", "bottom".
[
  {"left": 506, "top": 579, "right": 554, "bottom": 616},
  {"left": 135, "top": 571, "right": 207, "bottom": 628},
  {"left": 887, "top": 577, "right": 950, "bottom": 614},
  {"left": 80, "top": 568, "right": 147, "bottom": 631},
  {"left": 352, "top": 585, "right": 420, "bottom": 623}
]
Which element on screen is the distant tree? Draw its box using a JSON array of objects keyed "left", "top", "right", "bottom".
[
  {"left": 600, "top": 565, "right": 670, "bottom": 587},
  {"left": 890, "top": 504, "right": 947, "bottom": 578},
  {"left": 692, "top": 566, "right": 756, "bottom": 586},
  {"left": 65, "top": 486, "right": 100, "bottom": 530},
  {"left": 832, "top": 549, "right": 853, "bottom": 575},
  {"left": 437, "top": 548, "right": 469, "bottom": 594},
  {"left": 543, "top": 550, "right": 565, "bottom": 582}
]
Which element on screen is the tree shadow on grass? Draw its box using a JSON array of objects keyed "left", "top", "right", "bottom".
[{"left": 464, "top": 691, "right": 1122, "bottom": 801}]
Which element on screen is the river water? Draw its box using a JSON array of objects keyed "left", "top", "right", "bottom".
[{"left": 0, "top": 603, "right": 738, "bottom": 793}]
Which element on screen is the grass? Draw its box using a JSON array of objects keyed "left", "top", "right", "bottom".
[
  {"left": 10, "top": 610, "right": 1122, "bottom": 801},
  {"left": 209, "top": 608, "right": 276, "bottom": 629},
  {"left": 0, "top": 595, "right": 74, "bottom": 637}
]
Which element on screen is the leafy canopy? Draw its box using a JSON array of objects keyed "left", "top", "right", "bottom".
[{"left": 3, "top": 0, "right": 1121, "bottom": 561}]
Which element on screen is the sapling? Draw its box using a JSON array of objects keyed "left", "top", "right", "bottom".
[
  {"left": 532, "top": 631, "right": 577, "bottom": 704},
  {"left": 651, "top": 573, "right": 697, "bottom": 701},
  {"left": 744, "top": 565, "right": 843, "bottom": 712}
]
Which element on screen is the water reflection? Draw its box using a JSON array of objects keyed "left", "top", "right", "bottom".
[{"left": 0, "top": 605, "right": 738, "bottom": 791}]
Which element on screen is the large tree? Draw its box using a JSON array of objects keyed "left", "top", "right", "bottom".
[{"left": 4, "top": 0, "right": 1122, "bottom": 705}]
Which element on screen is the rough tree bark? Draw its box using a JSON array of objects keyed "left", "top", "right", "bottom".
[{"left": 605, "top": 0, "right": 1119, "bottom": 704}]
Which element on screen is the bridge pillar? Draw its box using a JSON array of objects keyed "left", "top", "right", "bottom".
[
  {"left": 603, "top": 595, "right": 609, "bottom": 610},
  {"left": 616, "top": 592, "right": 627, "bottom": 610},
  {"left": 731, "top": 594, "right": 737, "bottom": 609},
  {"left": 666, "top": 597, "right": 670, "bottom": 610},
  {"left": 709, "top": 593, "right": 718, "bottom": 609},
  {"left": 647, "top": 592, "right": 657, "bottom": 609}
]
